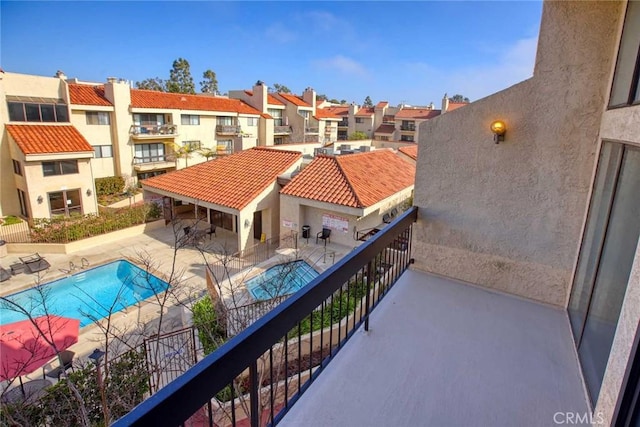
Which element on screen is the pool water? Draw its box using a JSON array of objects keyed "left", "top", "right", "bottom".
[
  {"left": 0, "top": 260, "right": 170, "bottom": 327},
  {"left": 246, "top": 260, "right": 319, "bottom": 301}
]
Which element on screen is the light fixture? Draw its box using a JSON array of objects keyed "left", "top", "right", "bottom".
[
  {"left": 37, "top": 195, "right": 43, "bottom": 204},
  {"left": 490, "top": 120, "right": 507, "bottom": 144},
  {"left": 88, "top": 348, "right": 105, "bottom": 365},
  {"left": 86, "top": 189, "right": 92, "bottom": 197},
  {"left": 244, "top": 219, "right": 250, "bottom": 228}
]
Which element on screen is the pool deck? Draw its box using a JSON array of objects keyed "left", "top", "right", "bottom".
[{"left": 0, "top": 223, "right": 355, "bottom": 389}]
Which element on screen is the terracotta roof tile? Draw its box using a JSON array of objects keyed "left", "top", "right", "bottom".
[
  {"left": 398, "top": 145, "right": 418, "bottom": 160},
  {"left": 244, "top": 90, "right": 284, "bottom": 106},
  {"left": 315, "top": 109, "right": 341, "bottom": 119},
  {"left": 142, "top": 147, "right": 301, "bottom": 210},
  {"left": 68, "top": 84, "right": 112, "bottom": 106},
  {"left": 261, "top": 113, "right": 273, "bottom": 119},
  {"left": 395, "top": 108, "right": 441, "bottom": 120},
  {"left": 277, "top": 93, "right": 311, "bottom": 107},
  {"left": 282, "top": 150, "right": 415, "bottom": 208},
  {"left": 131, "top": 90, "right": 261, "bottom": 115},
  {"left": 355, "top": 107, "right": 375, "bottom": 117},
  {"left": 322, "top": 106, "right": 349, "bottom": 117},
  {"left": 447, "top": 102, "right": 468, "bottom": 112},
  {"left": 375, "top": 101, "right": 389, "bottom": 108},
  {"left": 375, "top": 124, "right": 396, "bottom": 134},
  {"left": 7, "top": 124, "right": 94, "bottom": 154}
]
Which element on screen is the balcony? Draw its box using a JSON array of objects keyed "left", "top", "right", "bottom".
[
  {"left": 338, "top": 119, "right": 349, "bottom": 127},
  {"left": 114, "top": 207, "right": 588, "bottom": 426},
  {"left": 274, "top": 125, "right": 292, "bottom": 135},
  {"left": 305, "top": 127, "right": 319, "bottom": 134},
  {"left": 132, "top": 155, "right": 176, "bottom": 172},
  {"left": 130, "top": 124, "right": 178, "bottom": 140},
  {"left": 400, "top": 124, "right": 416, "bottom": 131},
  {"left": 216, "top": 125, "right": 240, "bottom": 135}
]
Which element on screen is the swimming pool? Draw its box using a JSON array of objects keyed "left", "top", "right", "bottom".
[
  {"left": 246, "top": 260, "right": 319, "bottom": 301},
  {"left": 0, "top": 260, "right": 170, "bottom": 327}
]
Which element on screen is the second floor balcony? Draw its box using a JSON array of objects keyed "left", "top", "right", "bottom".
[
  {"left": 132, "top": 154, "right": 176, "bottom": 171},
  {"left": 338, "top": 119, "right": 349, "bottom": 127},
  {"left": 216, "top": 125, "right": 240, "bottom": 135},
  {"left": 274, "top": 125, "right": 292, "bottom": 135},
  {"left": 130, "top": 124, "right": 178, "bottom": 139},
  {"left": 115, "top": 207, "right": 589, "bottom": 427},
  {"left": 400, "top": 124, "right": 416, "bottom": 131},
  {"left": 305, "top": 127, "right": 319, "bottom": 134}
]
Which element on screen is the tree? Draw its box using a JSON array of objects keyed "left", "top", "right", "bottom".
[
  {"left": 363, "top": 96, "right": 373, "bottom": 107},
  {"left": 449, "top": 94, "right": 470, "bottom": 103},
  {"left": 135, "top": 77, "right": 166, "bottom": 91},
  {"left": 328, "top": 98, "right": 340, "bottom": 104},
  {"left": 317, "top": 94, "right": 328, "bottom": 101},
  {"left": 166, "top": 58, "right": 196, "bottom": 94},
  {"left": 200, "top": 69, "right": 219, "bottom": 94},
  {"left": 271, "top": 83, "right": 291, "bottom": 94},
  {"left": 348, "top": 131, "right": 368, "bottom": 140},
  {"left": 340, "top": 99, "right": 347, "bottom": 104}
]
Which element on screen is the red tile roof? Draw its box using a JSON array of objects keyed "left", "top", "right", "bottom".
[
  {"left": 281, "top": 150, "right": 415, "bottom": 208},
  {"left": 376, "top": 101, "right": 389, "bottom": 108},
  {"left": 375, "top": 124, "right": 396, "bottom": 134},
  {"left": 7, "top": 124, "right": 94, "bottom": 154},
  {"left": 68, "top": 84, "right": 112, "bottom": 106},
  {"left": 398, "top": 145, "right": 418, "bottom": 160},
  {"left": 244, "top": 90, "right": 284, "bottom": 106},
  {"left": 395, "top": 108, "right": 441, "bottom": 120},
  {"left": 131, "top": 90, "right": 261, "bottom": 115},
  {"left": 142, "top": 148, "right": 301, "bottom": 210},
  {"left": 261, "top": 113, "right": 273, "bottom": 119},
  {"left": 315, "top": 109, "right": 341, "bottom": 119},
  {"left": 447, "top": 102, "right": 468, "bottom": 112},
  {"left": 322, "top": 106, "right": 349, "bottom": 117},
  {"left": 277, "top": 93, "right": 311, "bottom": 107},
  {"left": 355, "top": 107, "right": 374, "bottom": 117}
]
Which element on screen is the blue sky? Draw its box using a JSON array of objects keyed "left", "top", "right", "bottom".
[{"left": 1, "top": 1, "right": 542, "bottom": 106}]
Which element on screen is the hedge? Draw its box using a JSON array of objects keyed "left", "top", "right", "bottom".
[{"left": 95, "top": 176, "right": 125, "bottom": 196}]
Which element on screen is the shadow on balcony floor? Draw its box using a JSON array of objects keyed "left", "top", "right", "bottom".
[{"left": 280, "top": 269, "right": 590, "bottom": 427}]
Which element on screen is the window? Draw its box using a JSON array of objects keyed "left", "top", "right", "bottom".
[
  {"left": 610, "top": 1, "right": 640, "bottom": 107},
  {"left": 182, "top": 140, "right": 201, "bottom": 150},
  {"left": 42, "top": 160, "right": 78, "bottom": 176},
  {"left": 12, "top": 159, "right": 22, "bottom": 176},
  {"left": 48, "top": 189, "right": 81, "bottom": 217},
  {"left": 17, "top": 189, "right": 28, "bottom": 217},
  {"left": 355, "top": 118, "right": 364, "bottom": 124},
  {"left": 137, "top": 170, "right": 167, "bottom": 181},
  {"left": 400, "top": 135, "right": 414, "bottom": 142},
  {"left": 181, "top": 114, "right": 200, "bottom": 125},
  {"left": 268, "top": 109, "right": 283, "bottom": 127},
  {"left": 209, "top": 209, "right": 234, "bottom": 231},
  {"left": 246, "top": 117, "right": 258, "bottom": 126},
  {"left": 7, "top": 101, "right": 69, "bottom": 122},
  {"left": 94, "top": 145, "right": 113, "bottom": 158},
  {"left": 300, "top": 110, "right": 310, "bottom": 119},
  {"left": 86, "top": 111, "right": 110, "bottom": 125},
  {"left": 217, "top": 116, "right": 234, "bottom": 126},
  {"left": 376, "top": 136, "right": 390, "bottom": 141},
  {"left": 134, "top": 143, "right": 165, "bottom": 163},
  {"left": 133, "top": 114, "right": 164, "bottom": 125},
  {"left": 274, "top": 137, "right": 284, "bottom": 145}
]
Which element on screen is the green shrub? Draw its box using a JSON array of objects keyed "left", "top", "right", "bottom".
[
  {"left": 193, "top": 296, "right": 226, "bottom": 355},
  {"left": 1, "top": 215, "right": 22, "bottom": 226},
  {"left": 95, "top": 176, "right": 125, "bottom": 196}
]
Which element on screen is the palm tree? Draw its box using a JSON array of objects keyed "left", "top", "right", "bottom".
[{"left": 198, "top": 147, "right": 217, "bottom": 162}]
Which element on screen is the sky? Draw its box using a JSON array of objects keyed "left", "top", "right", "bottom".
[{"left": 1, "top": 1, "right": 543, "bottom": 106}]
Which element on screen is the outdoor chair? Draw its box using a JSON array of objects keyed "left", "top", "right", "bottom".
[
  {"left": 43, "top": 350, "right": 75, "bottom": 380},
  {"left": 316, "top": 228, "right": 331, "bottom": 246},
  {"left": 383, "top": 213, "right": 392, "bottom": 224},
  {"left": 0, "top": 267, "right": 10, "bottom": 282},
  {"left": 19, "top": 253, "right": 51, "bottom": 274}
]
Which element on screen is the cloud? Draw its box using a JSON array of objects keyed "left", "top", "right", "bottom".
[
  {"left": 300, "top": 11, "right": 341, "bottom": 32},
  {"left": 265, "top": 23, "right": 296, "bottom": 44},
  {"left": 313, "top": 55, "right": 370, "bottom": 78}
]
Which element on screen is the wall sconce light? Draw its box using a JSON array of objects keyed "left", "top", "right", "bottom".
[
  {"left": 86, "top": 189, "right": 93, "bottom": 197},
  {"left": 244, "top": 219, "right": 250, "bottom": 228},
  {"left": 37, "top": 195, "right": 43, "bottom": 204},
  {"left": 490, "top": 120, "right": 507, "bottom": 144}
]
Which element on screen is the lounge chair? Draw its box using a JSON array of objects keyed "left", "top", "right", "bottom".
[
  {"left": 0, "top": 267, "right": 10, "bottom": 282},
  {"left": 19, "top": 253, "right": 51, "bottom": 274},
  {"left": 316, "top": 228, "right": 331, "bottom": 246},
  {"left": 43, "top": 350, "right": 75, "bottom": 379}
]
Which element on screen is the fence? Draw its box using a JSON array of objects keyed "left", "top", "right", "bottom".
[
  {"left": 0, "top": 221, "right": 31, "bottom": 243},
  {"left": 208, "top": 236, "right": 280, "bottom": 283},
  {"left": 144, "top": 327, "right": 198, "bottom": 393}
]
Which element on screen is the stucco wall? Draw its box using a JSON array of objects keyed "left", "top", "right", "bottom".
[{"left": 412, "top": 1, "right": 621, "bottom": 307}]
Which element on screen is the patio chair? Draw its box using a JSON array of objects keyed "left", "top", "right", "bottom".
[
  {"left": 316, "top": 228, "right": 331, "bottom": 246},
  {"left": 19, "top": 253, "right": 51, "bottom": 274},
  {"left": 206, "top": 224, "right": 216, "bottom": 240},
  {"left": 383, "top": 213, "right": 392, "bottom": 224},
  {"left": 0, "top": 267, "right": 10, "bottom": 282},
  {"left": 43, "top": 350, "right": 75, "bottom": 380}
]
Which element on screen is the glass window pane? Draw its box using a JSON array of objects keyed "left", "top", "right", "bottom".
[
  {"left": 49, "top": 192, "right": 65, "bottom": 214},
  {"left": 102, "top": 145, "right": 112, "bottom": 157},
  {"left": 42, "top": 162, "right": 56, "bottom": 176},
  {"left": 61, "top": 160, "right": 78, "bottom": 174},
  {"left": 87, "top": 112, "right": 98, "bottom": 125},
  {"left": 569, "top": 142, "right": 623, "bottom": 341},
  {"left": 99, "top": 112, "right": 110, "bottom": 125},
  {"left": 8, "top": 102, "right": 25, "bottom": 121},
  {"left": 94, "top": 146, "right": 101, "bottom": 157},
  {"left": 55, "top": 105, "right": 69, "bottom": 122},
  {"left": 181, "top": 115, "right": 189, "bottom": 125},
  {"left": 40, "top": 104, "right": 55, "bottom": 122},
  {"left": 25, "top": 104, "right": 40, "bottom": 121},
  {"left": 610, "top": 1, "right": 640, "bottom": 107}
]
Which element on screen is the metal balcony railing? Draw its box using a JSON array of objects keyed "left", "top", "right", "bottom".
[
  {"left": 130, "top": 124, "right": 178, "bottom": 136},
  {"left": 338, "top": 119, "right": 349, "bottom": 127},
  {"left": 274, "top": 125, "right": 292, "bottom": 134},
  {"left": 114, "top": 207, "right": 417, "bottom": 427},
  {"left": 400, "top": 124, "right": 416, "bottom": 131},
  {"left": 216, "top": 125, "right": 240, "bottom": 134},
  {"left": 305, "top": 127, "right": 319, "bottom": 134},
  {"left": 133, "top": 155, "right": 175, "bottom": 164}
]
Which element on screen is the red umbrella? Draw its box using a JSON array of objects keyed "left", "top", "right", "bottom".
[{"left": 0, "top": 315, "right": 80, "bottom": 382}]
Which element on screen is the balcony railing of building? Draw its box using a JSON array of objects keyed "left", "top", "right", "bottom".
[
  {"left": 216, "top": 125, "right": 240, "bottom": 135},
  {"left": 130, "top": 124, "right": 178, "bottom": 137},
  {"left": 305, "top": 127, "right": 320, "bottom": 134},
  {"left": 338, "top": 119, "right": 349, "bottom": 127},
  {"left": 133, "top": 155, "right": 176, "bottom": 164},
  {"left": 115, "top": 207, "right": 417, "bottom": 427},
  {"left": 274, "top": 125, "right": 292, "bottom": 135},
  {"left": 400, "top": 124, "right": 416, "bottom": 131}
]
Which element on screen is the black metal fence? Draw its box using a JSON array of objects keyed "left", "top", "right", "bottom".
[
  {"left": 208, "top": 236, "right": 281, "bottom": 283},
  {"left": 114, "top": 207, "right": 417, "bottom": 427}
]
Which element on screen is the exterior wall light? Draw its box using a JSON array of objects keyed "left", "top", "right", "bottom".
[
  {"left": 244, "top": 218, "right": 250, "bottom": 228},
  {"left": 37, "top": 195, "right": 44, "bottom": 204},
  {"left": 86, "top": 189, "right": 93, "bottom": 197},
  {"left": 490, "top": 120, "right": 507, "bottom": 143}
]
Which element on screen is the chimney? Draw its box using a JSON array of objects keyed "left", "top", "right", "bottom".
[
  {"left": 441, "top": 93, "right": 449, "bottom": 113},
  {"left": 55, "top": 70, "right": 66, "bottom": 80},
  {"left": 302, "top": 87, "right": 316, "bottom": 111},
  {"left": 253, "top": 80, "right": 268, "bottom": 113},
  {"left": 349, "top": 102, "right": 358, "bottom": 116},
  {"left": 107, "top": 77, "right": 117, "bottom": 84}
]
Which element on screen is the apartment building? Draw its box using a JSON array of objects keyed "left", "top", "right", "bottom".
[{"left": 0, "top": 72, "right": 264, "bottom": 219}]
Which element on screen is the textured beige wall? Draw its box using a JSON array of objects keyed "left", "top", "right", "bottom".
[
  {"left": 70, "top": 109, "right": 115, "bottom": 178},
  {"left": 413, "top": 1, "right": 622, "bottom": 307}
]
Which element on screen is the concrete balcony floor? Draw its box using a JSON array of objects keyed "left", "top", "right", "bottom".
[{"left": 280, "top": 270, "right": 590, "bottom": 427}]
